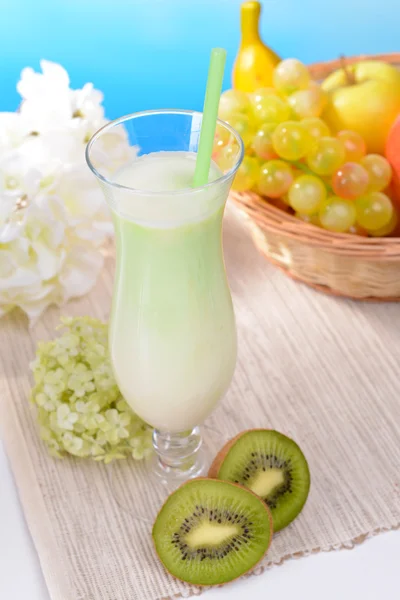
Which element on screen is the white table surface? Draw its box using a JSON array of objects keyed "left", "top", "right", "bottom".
[{"left": 1, "top": 439, "right": 398, "bottom": 600}]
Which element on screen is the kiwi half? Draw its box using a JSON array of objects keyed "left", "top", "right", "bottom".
[
  {"left": 209, "top": 429, "right": 310, "bottom": 532},
  {"left": 152, "top": 478, "right": 273, "bottom": 586}
]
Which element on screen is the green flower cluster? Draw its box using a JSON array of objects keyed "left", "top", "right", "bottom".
[{"left": 30, "top": 316, "right": 153, "bottom": 463}]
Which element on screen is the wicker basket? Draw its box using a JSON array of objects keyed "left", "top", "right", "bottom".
[{"left": 231, "top": 52, "right": 400, "bottom": 300}]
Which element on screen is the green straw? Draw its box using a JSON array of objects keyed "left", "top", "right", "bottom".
[{"left": 193, "top": 47, "right": 227, "bottom": 187}]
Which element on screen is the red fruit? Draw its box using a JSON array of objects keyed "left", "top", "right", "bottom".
[{"left": 385, "top": 115, "right": 400, "bottom": 206}]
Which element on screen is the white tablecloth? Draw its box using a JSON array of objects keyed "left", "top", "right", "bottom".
[{"left": 1, "top": 439, "right": 398, "bottom": 600}]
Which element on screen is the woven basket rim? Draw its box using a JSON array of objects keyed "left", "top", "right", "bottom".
[
  {"left": 231, "top": 191, "right": 400, "bottom": 258},
  {"left": 232, "top": 51, "right": 400, "bottom": 259}
]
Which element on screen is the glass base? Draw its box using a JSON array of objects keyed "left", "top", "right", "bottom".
[
  {"left": 152, "top": 426, "right": 206, "bottom": 486},
  {"left": 107, "top": 421, "right": 229, "bottom": 527},
  {"left": 153, "top": 449, "right": 207, "bottom": 486}
]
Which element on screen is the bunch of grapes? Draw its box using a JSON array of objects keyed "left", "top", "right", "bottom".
[{"left": 215, "top": 59, "right": 397, "bottom": 236}]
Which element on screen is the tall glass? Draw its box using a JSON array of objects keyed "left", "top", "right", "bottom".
[{"left": 86, "top": 110, "right": 243, "bottom": 485}]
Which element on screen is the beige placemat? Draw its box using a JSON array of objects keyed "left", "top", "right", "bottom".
[{"left": 1, "top": 204, "right": 400, "bottom": 600}]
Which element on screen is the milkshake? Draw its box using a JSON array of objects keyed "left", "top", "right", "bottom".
[
  {"left": 87, "top": 109, "right": 243, "bottom": 483},
  {"left": 110, "top": 151, "right": 237, "bottom": 432}
]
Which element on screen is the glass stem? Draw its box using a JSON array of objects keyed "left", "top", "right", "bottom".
[{"left": 152, "top": 426, "right": 205, "bottom": 482}]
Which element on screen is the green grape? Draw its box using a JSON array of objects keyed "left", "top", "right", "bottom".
[
  {"left": 252, "top": 87, "right": 279, "bottom": 104},
  {"left": 273, "top": 58, "right": 310, "bottom": 95},
  {"left": 355, "top": 192, "right": 393, "bottom": 231},
  {"left": 258, "top": 160, "right": 294, "bottom": 198},
  {"left": 212, "top": 124, "right": 233, "bottom": 161},
  {"left": 213, "top": 123, "right": 232, "bottom": 149},
  {"left": 288, "top": 86, "right": 325, "bottom": 119},
  {"left": 360, "top": 154, "right": 392, "bottom": 192},
  {"left": 288, "top": 174, "right": 327, "bottom": 215},
  {"left": 337, "top": 130, "right": 366, "bottom": 162},
  {"left": 296, "top": 212, "right": 320, "bottom": 226},
  {"left": 301, "top": 117, "right": 331, "bottom": 142},
  {"left": 307, "top": 136, "right": 346, "bottom": 176},
  {"left": 218, "top": 89, "right": 250, "bottom": 121},
  {"left": 232, "top": 156, "right": 259, "bottom": 192},
  {"left": 319, "top": 197, "right": 356, "bottom": 232},
  {"left": 226, "top": 113, "right": 254, "bottom": 148},
  {"left": 251, "top": 94, "right": 291, "bottom": 125},
  {"left": 252, "top": 123, "right": 277, "bottom": 160},
  {"left": 272, "top": 121, "right": 312, "bottom": 160},
  {"left": 368, "top": 208, "right": 398, "bottom": 236},
  {"left": 332, "top": 162, "right": 369, "bottom": 200},
  {"left": 215, "top": 142, "right": 241, "bottom": 173},
  {"left": 250, "top": 88, "right": 279, "bottom": 122}
]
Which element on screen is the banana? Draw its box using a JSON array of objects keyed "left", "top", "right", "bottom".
[{"left": 233, "top": 1, "right": 281, "bottom": 93}]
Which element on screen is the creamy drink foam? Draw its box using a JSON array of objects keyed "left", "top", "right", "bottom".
[{"left": 110, "top": 151, "right": 236, "bottom": 432}]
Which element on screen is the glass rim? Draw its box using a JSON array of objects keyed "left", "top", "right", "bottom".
[{"left": 85, "top": 109, "right": 244, "bottom": 196}]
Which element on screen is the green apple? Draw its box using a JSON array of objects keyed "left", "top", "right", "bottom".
[{"left": 322, "top": 60, "right": 400, "bottom": 154}]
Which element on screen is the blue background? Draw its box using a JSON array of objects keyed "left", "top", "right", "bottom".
[{"left": 0, "top": 0, "right": 398, "bottom": 118}]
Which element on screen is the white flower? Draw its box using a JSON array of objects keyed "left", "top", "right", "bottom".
[
  {"left": 17, "top": 61, "right": 70, "bottom": 103},
  {"left": 0, "top": 60, "right": 132, "bottom": 323},
  {"left": 17, "top": 60, "right": 106, "bottom": 140},
  {"left": 55, "top": 164, "right": 112, "bottom": 234},
  {"left": 62, "top": 432, "right": 85, "bottom": 455},
  {"left": 0, "top": 113, "right": 30, "bottom": 154},
  {"left": 71, "top": 83, "right": 104, "bottom": 123},
  {"left": 56, "top": 404, "right": 79, "bottom": 430},
  {"left": 17, "top": 61, "right": 73, "bottom": 134}
]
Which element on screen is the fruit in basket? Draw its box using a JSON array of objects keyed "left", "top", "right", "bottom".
[
  {"left": 337, "top": 130, "right": 366, "bottom": 162},
  {"left": 258, "top": 160, "right": 293, "bottom": 197},
  {"left": 252, "top": 122, "right": 277, "bottom": 160},
  {"left": 213, "top": 122, "right": 234, "bottom": 151},
  {"left": 233, "top": 1, "right": 280, "bottom": 92},
  {"left": 273, "top": 58, "right": 310, "bottom": 95},
  {"left": 385, "top": 115, "right": 400, "bottom": 203},
  {"left": 355, "top": 192, "right": 393, "bottom": 231},
  {"left": 288, "top": 84, "right": 326, "bottom": 119},
  {"left": 319, "top": 197, "right": 356, "bottom": 232},
  {"left": 322, "top": 59, "right": 400, "bottom": 93},
  {"left": 301, "top": 117, "right": 331, "bottom": 141},
  {"left": 272, "top": 121, "right": 312, "bottom": 160},
  {"left": 225, "top": 113, "right": 254, "bottom": 148},
  {"left": 216, "top": 57, "right": 397, "bottom": 237},
  {"left": 208, "top": 429, "right": 310, "bottom": 532},
  {"left": 216, "top": 143, "right": 237, "bottom": 172},
  {"left": 306, "top": 136, "right": 346, "bottom": 176},
  {"left": 252, "top": 86, "right": 279, "bottom": 100},
  {"left": 296, "top": 213, "right": 321, "bottom": 226},
  {"left": 218, "top": 89, "right": 250, "bottom": 121},
  {"left": 332, "top": 162, "right": 369, "bottom": 200},
  {"left": 232, "top": 155, "right": 259, "bottom": 191},
  {"left": 251, "top": 91, "right": 291, "bottom": 125},
  {"left": 152, "top": 478, "right": 273, "bottom": 586},
  {"left": 368, "top": 209, "right": 398, "bottom": 236},
  {"left": 360, "top": 154, "right": 392, "bottom": 192},
  {"left": 322, "top": 60, "right": 400, "bottom": 154},
  {"left": 288, "top": 174, "right": 327, "bottom": 215}
]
